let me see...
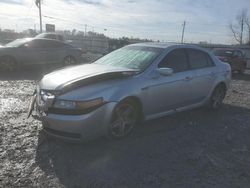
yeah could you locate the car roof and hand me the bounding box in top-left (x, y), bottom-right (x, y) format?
top-left (32, 38), bottom-right (65, 43)
top-left (129, 42), bottom-right (205, 50)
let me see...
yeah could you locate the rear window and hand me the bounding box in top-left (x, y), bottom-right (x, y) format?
top-left (188, 49), bottom-right (214, 69)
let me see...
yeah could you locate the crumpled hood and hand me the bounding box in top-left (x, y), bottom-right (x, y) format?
top-left (39, 63), bottom-right (137, 91)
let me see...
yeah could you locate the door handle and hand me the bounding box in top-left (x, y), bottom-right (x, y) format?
top-left (185, 76), bottom-right (193, 81)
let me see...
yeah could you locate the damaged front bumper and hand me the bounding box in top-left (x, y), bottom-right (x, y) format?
top-left (27, 89), bottom-right (116, 141)
top-left (27, 89), bottom-right (55, 119)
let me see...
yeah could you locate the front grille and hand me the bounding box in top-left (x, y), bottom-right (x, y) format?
top-left (48, 105), bottom-right (102, 115)
top-left (44, 127), bottom-right (81, 139)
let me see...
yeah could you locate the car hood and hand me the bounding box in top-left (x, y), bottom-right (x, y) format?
top-left (39, 63), bottom-right (138, 91)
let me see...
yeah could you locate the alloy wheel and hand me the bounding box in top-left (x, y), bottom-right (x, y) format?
top-left (110, 102), bottom-right (137, 138)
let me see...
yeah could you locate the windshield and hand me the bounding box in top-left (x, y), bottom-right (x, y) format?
top-left (94, 46), bottom-right (163, 71)
top-left (213, 50), bottom-right (233, 57)
top-left (5, 38), bottom-right (32, 47)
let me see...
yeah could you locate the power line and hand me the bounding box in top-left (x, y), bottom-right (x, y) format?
top-left (41, 2), bottom-right (231, 29)
top-left (43, 14), bottom-right (232, 39)
top-left (187, 21), bottom-right (229, 28)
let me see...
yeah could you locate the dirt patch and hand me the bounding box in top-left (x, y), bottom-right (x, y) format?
top-left (1, 70), bottom-right (250, 187)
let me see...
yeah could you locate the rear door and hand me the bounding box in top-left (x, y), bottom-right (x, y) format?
top-left (187, 49), bottom-right (216, 103)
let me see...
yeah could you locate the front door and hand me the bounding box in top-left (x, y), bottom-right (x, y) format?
top-left (18, 40), bottom-right (47, 65)
top-left (144, 49), bottom-right (194, 116)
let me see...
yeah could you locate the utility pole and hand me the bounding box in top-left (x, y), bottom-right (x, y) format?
top-left (35, 0), bottom-right (42, 33)
top-left (181, 21), bottom-right (186, 44)
top-left (85, 24), bottom-right (87, 36)
top-left (240, 17), bottom-right (244, 45)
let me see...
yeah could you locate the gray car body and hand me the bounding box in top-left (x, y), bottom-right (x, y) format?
top-left (0, 38), bottom-right (82, 66)
top-left (34, 43), bottom-right (231, 141)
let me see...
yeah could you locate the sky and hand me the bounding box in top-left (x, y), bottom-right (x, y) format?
top-left (0, 0), bottom-right (249, 44)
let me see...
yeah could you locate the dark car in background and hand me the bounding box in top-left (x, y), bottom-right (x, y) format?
top-left (0, 38), bottom-right (82, 71)
top-left (213, 48), bottom-right (247, 74)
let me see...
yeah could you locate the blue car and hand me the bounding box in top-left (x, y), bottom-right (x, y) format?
top-left (28, 43), bottom-right (231, 142)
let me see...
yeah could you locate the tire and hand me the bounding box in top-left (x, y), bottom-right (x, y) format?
top-left (107, 100), bottom-right (138, 139)
top-left (208, 85), bottom-right (226, 110)
top-left (63, 56), bottom-right (77, 66)
top-left (0, 56), bottom-right (17, 71)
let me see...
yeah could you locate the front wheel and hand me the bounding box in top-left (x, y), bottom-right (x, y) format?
top-left (107, 100), bottom-right (138, 139)
top-left (208, 85), bottom-right (226, 110)
top-left (63, 56), bottom-right (77, 66)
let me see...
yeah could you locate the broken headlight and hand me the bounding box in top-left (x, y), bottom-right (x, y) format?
top-left (51, 98), bottom-right (106, 115)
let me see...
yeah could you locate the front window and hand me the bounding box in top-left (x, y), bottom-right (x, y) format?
top-left (159, 49), bottom-right (189, 73)
top-left (94, 46), bottom-right (163, 72)
top-left (188, 49), bottom-right (214, 69)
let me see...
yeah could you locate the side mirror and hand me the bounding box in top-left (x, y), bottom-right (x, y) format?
top-left (156, 68), bottom-right (173, 76)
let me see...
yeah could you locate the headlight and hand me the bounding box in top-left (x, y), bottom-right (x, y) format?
top-left (53, 97), bottom-right (105, 111)
top-left (40, 90), bottom-right (55, 101)
top-left (53, 100), bottom-right (76, 109)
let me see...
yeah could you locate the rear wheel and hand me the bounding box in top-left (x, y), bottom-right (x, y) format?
top-left (108, 100), bottom-right (138, 139)
top-left (0, 56), bottom-right (17, 71)
top-left (63, 56), bottom-right (77, 66)
top-left (208, 85), bottom-right (226, 110)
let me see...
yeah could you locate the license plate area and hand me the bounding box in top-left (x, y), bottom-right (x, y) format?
top-left (27, 94), bottom-right (37, 118)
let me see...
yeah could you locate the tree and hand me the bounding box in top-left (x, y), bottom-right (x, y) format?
top-left (71, 29), bottom-right (77, 36)
top-left (245, 17), bottom-right (250, 45)
top-left (230, 9), bottom-right (249, 44)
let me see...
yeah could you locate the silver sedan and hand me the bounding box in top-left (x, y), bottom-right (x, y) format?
top-left (28, 43), bottom-right (231, 141)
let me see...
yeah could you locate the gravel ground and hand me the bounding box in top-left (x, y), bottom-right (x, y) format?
top-left (0, 69), bottom-right (250, 188)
